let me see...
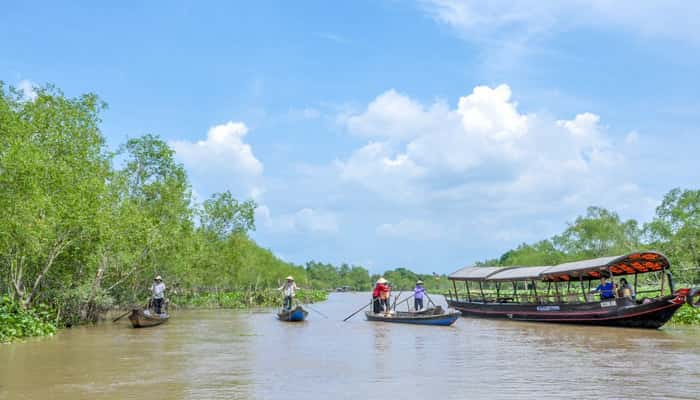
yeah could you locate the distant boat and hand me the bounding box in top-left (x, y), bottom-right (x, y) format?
top-left (446, 251), bottom-right (700, 329)
top-left (277, 305), bottom-right (308, 322)
top-left (128, 308), bottom-right (169, 328)
top-left (364, 306), bottom-right (460, 326)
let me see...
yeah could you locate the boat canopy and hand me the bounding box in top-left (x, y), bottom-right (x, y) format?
top-left (448, 266), bottom-right (510, 281)
top-left (540, 251), bottom-right (669, 282)
top-left (448, 251), bottom-right (670, 283)
top-left (487, 266), bottom-right (552, 281)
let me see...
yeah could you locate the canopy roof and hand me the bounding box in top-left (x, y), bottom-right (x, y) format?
top-left (448, 251), bottom-right (670, 283)
top-left (540, 251), bottom-right (669, 282)
top-left (448, 266), bottom-right (510, 281)
top-left (487, 266), bottom-right (552, 281)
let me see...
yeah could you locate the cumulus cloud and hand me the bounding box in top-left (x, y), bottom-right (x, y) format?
top-left (171, 121), bottom-right (263, 198)
top-left (337, 84), bottom-right (628, 214)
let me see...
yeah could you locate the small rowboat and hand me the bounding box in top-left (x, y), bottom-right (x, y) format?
top-left (128, 308), bottom-right (169, 328)
top-left (277, 305), bottom-right (308, 322)
top-left (365, 306), bottom-right (461, 326)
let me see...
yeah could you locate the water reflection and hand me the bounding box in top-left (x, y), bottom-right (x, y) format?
top-left (1, 293), bottom-right (699, 400)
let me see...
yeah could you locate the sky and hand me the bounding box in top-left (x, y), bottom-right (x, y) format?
top-left (2, 1), bottom-right (699, 273)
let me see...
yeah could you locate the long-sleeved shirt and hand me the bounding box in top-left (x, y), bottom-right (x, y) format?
top-left (414, 285), bottom-right (425, 300)
top-left (279, 282), bottom-right (298, 297)
top-left (151, 282), bottom-right (166, 299)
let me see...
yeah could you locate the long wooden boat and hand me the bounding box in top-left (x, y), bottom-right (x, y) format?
top-left (277, 305), bottom-right (308, 322)
top-left (446, 251), bottom-right (699, 329)
top-left (365, 306), bottom-right (461, 326)
top-left (128, 308), bottom-right (169, 328)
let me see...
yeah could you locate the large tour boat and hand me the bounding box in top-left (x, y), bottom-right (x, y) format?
top-left (446, 251), bottom-right (699, 329)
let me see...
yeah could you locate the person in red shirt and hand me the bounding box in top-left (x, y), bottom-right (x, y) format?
top-left (372, 277), bottom-right (390, 313)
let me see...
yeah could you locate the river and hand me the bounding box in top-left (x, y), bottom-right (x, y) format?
top-left (1, 293), bottom-right (699, 399)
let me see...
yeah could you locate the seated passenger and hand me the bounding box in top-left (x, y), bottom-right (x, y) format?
top-left (618, 278), bottom-right (636, 299)
top-left (591, 276), bottom-right (616, 300)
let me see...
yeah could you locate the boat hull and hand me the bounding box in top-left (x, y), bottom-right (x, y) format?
top-left (364, 309), bottom-right (461, 326)
top-left (447, 295), bottom-right (685, 329)
top-left (128, 308), bottom-right (169, 328)
top-left (277, 305), bottom-right (308, 322)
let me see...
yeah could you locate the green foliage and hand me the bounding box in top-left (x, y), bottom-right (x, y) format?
top-left (305, 261), bottom-right (372, 290)
top-left (670, 305), bottom-right (700, 325)
top-left (644, 188), bottom-right (700, 284)
top-left (0, 296), bottom-right (56, 342)
top-left (171, 289), bottom-right (327, 309)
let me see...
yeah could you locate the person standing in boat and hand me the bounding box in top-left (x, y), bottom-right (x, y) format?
top-left (372, 277), bottom-right (390, 313)
top-left (591, 275), bottom-right (616, 300)
top-left (414, 280), bottom-right (426, 310)
top-left (150, 276), bottom-right (166, 315)
top-left (279, 276), bottom-right (299, 310)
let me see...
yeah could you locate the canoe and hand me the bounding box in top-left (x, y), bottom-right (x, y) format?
top-left (128, 308), bottom-right (169, 328)
top-left (277, 305), bottom-right (308, 322)
top-left (365, 306), bottom-right (461, 326)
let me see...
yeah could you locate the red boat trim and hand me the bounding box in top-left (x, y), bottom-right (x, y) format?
top-left (456, 302), bottom-right (680, 322)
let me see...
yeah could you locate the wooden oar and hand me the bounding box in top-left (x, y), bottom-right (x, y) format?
top-left (392, 292), bottom-right (416, 310)
top-left (392, 291), bottom-right (403, 311)
top-left (343, 300), bottom-right (372, 322)
top-left (112, 310), bottom-right (131, 323)
top-left (303, 302), bottom-right (328, 319)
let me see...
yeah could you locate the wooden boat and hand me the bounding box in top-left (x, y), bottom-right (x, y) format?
top-left (446, 251), bottom-right (700, 329)
top-left (128, 308), bottom-right (169, 328)
top-left (276, 305), bottom-right (308, 322)
top-left (365, 306), bottom-right (461, 326)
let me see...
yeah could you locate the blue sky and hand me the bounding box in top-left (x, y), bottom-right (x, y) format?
top-left (3, 1), bottom-right (699, 273)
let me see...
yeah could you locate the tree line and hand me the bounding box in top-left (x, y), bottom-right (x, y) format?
top-left (480, 199), bottom-right (700, 285)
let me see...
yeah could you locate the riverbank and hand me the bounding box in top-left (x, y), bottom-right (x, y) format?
top-left (1, 289), bottom-right (328, 343)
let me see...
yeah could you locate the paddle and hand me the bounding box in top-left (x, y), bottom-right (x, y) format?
top-left (303, 303), bottom-right (329, 319)
top-left (392, 291), bottom-right (402, 311)
top-left (112, 310), bottom-right (131, 323)
top-left (113, 298), bottom-right (150, 322)
top-left (343, 300), bottom-right (372, 322)
top-left (393, 292), bottom-right (416, 310)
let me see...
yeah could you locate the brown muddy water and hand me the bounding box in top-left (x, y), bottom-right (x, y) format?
top-left (1, 293), bottom-right (699, 400)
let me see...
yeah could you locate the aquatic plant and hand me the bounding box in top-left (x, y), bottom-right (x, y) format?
top-left (0, 296), bottom-right (56, 343)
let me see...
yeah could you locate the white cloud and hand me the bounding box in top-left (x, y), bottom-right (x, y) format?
top-left (17, 79), bottom-right (38, 101)
top-left (337, 84), bottom-right (629, 218)
top-left (171, 121), bottom-right (263, 198)
top-left (257, 205), bottom-right (339, 234)
top-left (420, 1), bottom-right (700, 44)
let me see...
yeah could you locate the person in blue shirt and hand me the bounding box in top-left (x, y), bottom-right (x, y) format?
top-left (413, 280), bottom-right (426, 311)
top-left (591, 276), bottom-right (616, 299)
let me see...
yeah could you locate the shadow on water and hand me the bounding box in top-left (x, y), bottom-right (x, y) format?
top-left (1, 292), bottom-right (699, 400)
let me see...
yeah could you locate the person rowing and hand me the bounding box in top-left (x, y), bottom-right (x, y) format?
top-left (372, 277), bottom-right (390, 314)
top-left (414, 280), bottom-right (426, 311)
top-left (278, 276), bottom-right (299, 310)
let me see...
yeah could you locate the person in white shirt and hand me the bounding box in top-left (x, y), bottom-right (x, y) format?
top-left (278, 276), bottom-right (298, 310)
top-left (150, 276), bottom-right (166, 314)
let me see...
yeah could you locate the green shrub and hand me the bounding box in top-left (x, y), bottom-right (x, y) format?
top-left (670, 304), bottom-right (700, 325)
top-left (0, 296), bottom-right (56, 343)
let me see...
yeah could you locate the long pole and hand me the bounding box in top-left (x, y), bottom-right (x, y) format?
top-left (304, 303), bottom-right (329, 318)
top-left (343, 300), bottom-right (372, 322)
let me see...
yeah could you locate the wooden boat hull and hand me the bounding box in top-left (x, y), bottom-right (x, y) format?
top-left (364, 309), bottom-right (461, 326)
top-left (447, 294), bottom-right (685, 329)
top-left (128, 308), bottom-right (169, 328)
top-left (277, 305), bottom-right (308, 322)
